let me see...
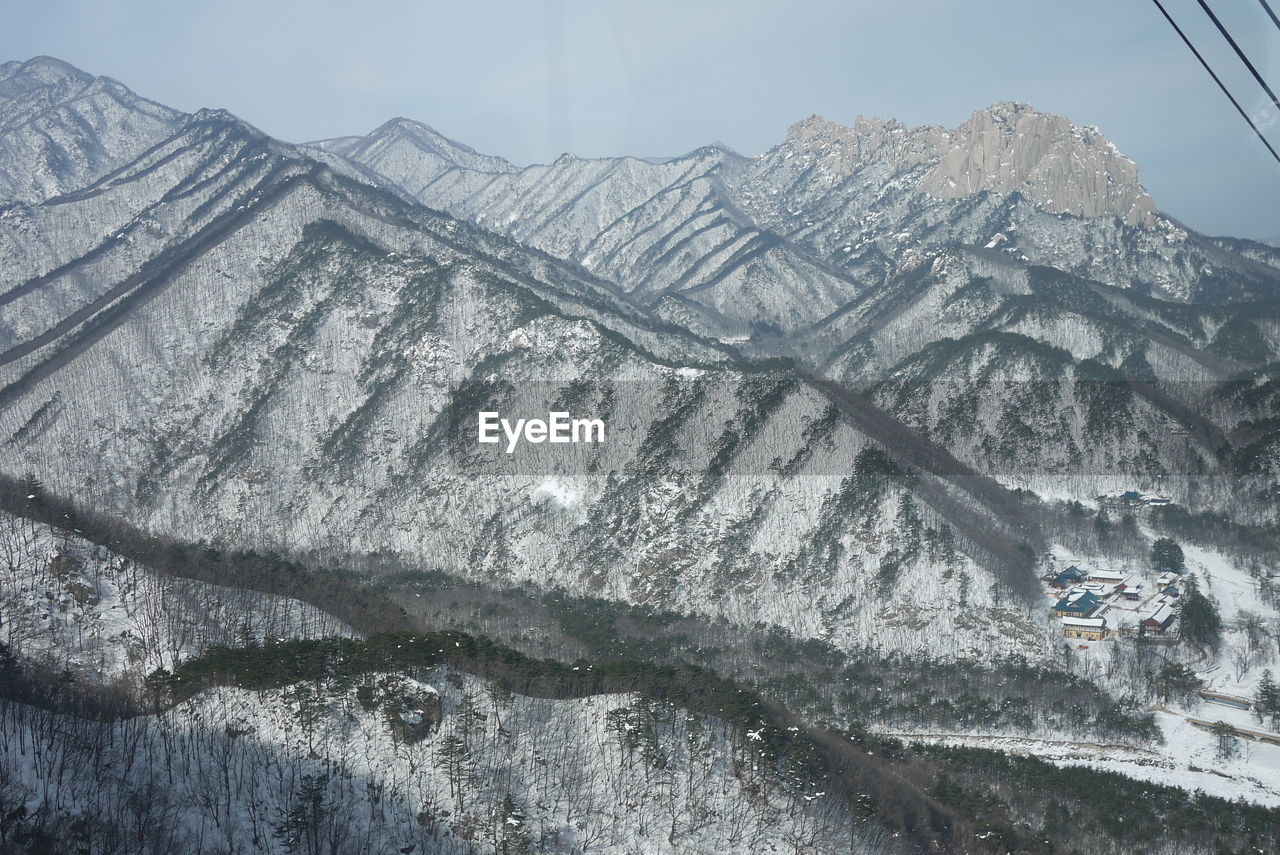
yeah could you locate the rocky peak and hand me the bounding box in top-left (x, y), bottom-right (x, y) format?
top-left (919, 102), bottom-right (1156, 226)
top-left (1, 57), bottom-right (181, 129)
top-left (189, 107), bottom-right (258, 129)
top-left (1, 57), bottom-right (97, 130)
top-left (674, 140), bottom-right (745, 165)
top-left (0, 57), bottom-right (185, 202)
top-left (781, 113), bottom-right (944, 178)
top-left (773, 103), bottom-right (1155, 226)
top-left (372, 116), bottom-right (445, 141)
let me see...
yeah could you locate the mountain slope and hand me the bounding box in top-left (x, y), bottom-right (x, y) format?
top-left (0, 56), bottom-right (184, 203)
top-left (4, 55), bottom-right (1280, 854)
top-left (311, 127), bottom-right (873, 344)
top-left (0, 516), bottom-right (902, 855)
top-left (802, 247), bottom-right (1280, 509)
top-left (0, 507), bottom-right (353, 683)
top-left (321, 101), bottom-right (1280, 356)
top-left (0, 103), bottom-right (1047, 661)
top-left (311, 117), bottom-right (518, 190)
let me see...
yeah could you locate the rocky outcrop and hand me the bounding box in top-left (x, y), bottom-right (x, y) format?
top-left (780, 102), bottom-right (1155, 226)
top-left (782, 113), bottom-right (945, 180)
top-left (920, 102), bottom-right (1156, 227)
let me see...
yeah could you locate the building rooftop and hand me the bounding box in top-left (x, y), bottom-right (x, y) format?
top-left (1054, 590), bottom-right (1102, 613)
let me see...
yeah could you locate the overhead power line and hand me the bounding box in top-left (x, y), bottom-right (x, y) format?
top-left (1259, 0), bottom-right (1280, 35)
top-left (1150, 0), bottom-right (1280, 167)
top-left (1197, 0), bottom-right (1280, 114)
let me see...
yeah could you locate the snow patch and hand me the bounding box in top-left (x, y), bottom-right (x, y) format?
top-left (531, 477), bottom-right (583, 508)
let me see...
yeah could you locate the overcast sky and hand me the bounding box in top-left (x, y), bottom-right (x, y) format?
top-left (4, 0), bottom-right (1279, 240)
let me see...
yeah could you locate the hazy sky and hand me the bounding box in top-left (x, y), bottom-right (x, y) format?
top-left (4, 0), bottom-right (1280, 240)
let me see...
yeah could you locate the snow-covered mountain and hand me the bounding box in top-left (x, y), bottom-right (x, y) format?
top-left (319, 120), bottom-right (871, 345)
top-left (0, 74), bottom-right (1047, 664)
top-left (311, 117), bottom-right (518, 192)
top-left (2, 55), bottom-right (1277, 665)
top-left (730, 105), bottom-right (1280, 307)
top-left (315, 104), bottom-right (1280, 513)
top-left (0, 56), bottom-right (184, 203)
top-left (2, 492), bottom-right (1277, 855)
top-left (322, 103), bottom-right (1280, 342)
top-left (4, 55), bottom-right (1280, 854)
top-left (0, 510), bottom-right (902, 854)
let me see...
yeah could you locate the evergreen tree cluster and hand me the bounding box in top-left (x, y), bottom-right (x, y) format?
top-left (1178, 575), bottom-right (1222, 649)
top-left (1149, 537), bottom-right (1185, 573)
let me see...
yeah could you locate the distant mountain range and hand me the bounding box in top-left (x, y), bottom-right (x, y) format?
top-left (5, 53), bottom-right (1280, 855)
top-left (1, 55), bottom-right (1277, 663)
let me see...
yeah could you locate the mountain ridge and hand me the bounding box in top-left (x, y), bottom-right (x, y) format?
top-left (1, 55), bottom-right (1276, 663)
top-left (0, 74), bottom-right (1051, 664)
top-left (2, 55), bottom-right (1280, 854)
top-left (0, 55), bottom-right (185, 202)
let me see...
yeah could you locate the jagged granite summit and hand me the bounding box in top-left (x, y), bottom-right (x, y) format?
top-left (785, 102), bottom-right (1156, 226)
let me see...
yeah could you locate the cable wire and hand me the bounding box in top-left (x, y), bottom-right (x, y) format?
top-left (1197, 0), bottom-right (1280, 113)
top-left (1259, 0), bottom-right (1280, 35)
top-left (1150, 0), bottom-right (1280, 166)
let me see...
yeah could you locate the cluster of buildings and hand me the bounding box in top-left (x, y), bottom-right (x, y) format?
top-left (1044, 562), bottom-right (1181, 642)
top-left (1096, 490), bottom-right (1173, 511)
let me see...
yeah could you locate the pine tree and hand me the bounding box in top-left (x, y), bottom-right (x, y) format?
top-left (1155, 662), bottom-right (1201, 704)
top-left (0, 641), bottom-right (23, 698)
top-left (1093, 510), bottom-right (1112, 543)
top-left (272, 773), bottom-right (332, 855)
top-left (894, 496), bottom-right (923, 559)
top-left (19, 473), bottom-right (43, 500)
top-left (1257, 670), bottom-right (1280, 729)
top-left (937, 523), bottom-right (957, 566)
top-left (1150, 538), bottom-right (1185, 573)
top-left (438, 734), bottom-right (472, 812)
top-left (457, 690), bottom-right (488, 750)
top-left (1178, 575), bottom-right (1222, 649)
top-left (1211, 720), bottom-right (1237, 760)
top-left (497, 794), bottom-right (533, 854)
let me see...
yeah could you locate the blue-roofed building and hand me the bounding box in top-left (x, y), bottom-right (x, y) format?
top-left (1050, 565), bottom-right (1089, 589)
top-left (1052, 590), bottom-right (1102, 618)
